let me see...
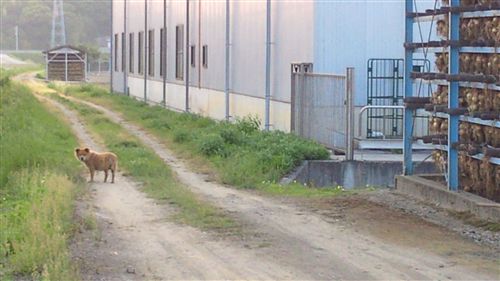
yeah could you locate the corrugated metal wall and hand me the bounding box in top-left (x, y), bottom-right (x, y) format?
top-left (313, 0), bottom-right (405, 106)
top-left (111, 0), bottom-right (436, 132)
top-left (313, 0), bottom-right (437, 106)
top-left (111, 0), bottom-right (314, 131)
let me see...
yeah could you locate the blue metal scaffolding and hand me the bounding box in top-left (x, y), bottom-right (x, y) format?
top-left (404, 0), bottom-right (500, 192)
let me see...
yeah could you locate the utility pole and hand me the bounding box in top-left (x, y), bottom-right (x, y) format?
top-left (51, 0), bottom-right (66, 47)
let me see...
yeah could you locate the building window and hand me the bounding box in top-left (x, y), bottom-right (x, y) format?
top-left (190, 45), bottom-right (196, 67)
top-left (148, 29), bottom-right (155, 76)
top-left (160, 28), bottom-right (166, 77)
top-left (114, 33), bottom-right (118, 71)
top-left (202, 45), bottom-right (208, 68)
top-left (129, 33), bottom-right (134, 73)
top-left (121, 32), bottom-right (126, 72)
top-left (175, 25), bottom-right (184, 80)
top-left (138, 31), bottom-right (144, 74)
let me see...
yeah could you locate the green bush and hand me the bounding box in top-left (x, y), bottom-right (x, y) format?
top-left (35, 72), bottom-right (45, 79)
top-left (47, 82), bottom-right (57, 90)
top-left (235, 115), bottom-right (260, 134)
top-left (197, 134), bottom-right (227, 157)
top-left (173, 129), bottom-right (191, 143)
top-left (148, 118), bottom-right (171, 130)
top-left (219, 126), bottom-right (243, 145)
top-left (0, 70), bottom-right (11, 87)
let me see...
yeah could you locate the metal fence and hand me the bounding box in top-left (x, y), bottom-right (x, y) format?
top-left (366, 58), bottom-right (431, 139)
top-left (291, 63), bottom-right (353, 157)
top-left (87, 59), bottom-right (110, 73)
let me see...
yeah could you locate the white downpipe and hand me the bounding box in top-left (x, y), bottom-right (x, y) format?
top-left (264, 0), bottom-right (271, 130)
top-left (225, 0), bottom-right (230, 120)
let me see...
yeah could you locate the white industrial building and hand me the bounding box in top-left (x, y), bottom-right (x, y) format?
top-left (111, 0), bottom-right (431, 140)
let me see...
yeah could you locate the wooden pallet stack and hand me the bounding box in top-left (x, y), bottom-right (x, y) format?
top-left (405, 0), bottom-right (500, 202)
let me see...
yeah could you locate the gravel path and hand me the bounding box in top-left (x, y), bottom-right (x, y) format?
top-left (16, 71), bottom-right (499, 280)
top-left (51, 91), bottom-right (500, 280)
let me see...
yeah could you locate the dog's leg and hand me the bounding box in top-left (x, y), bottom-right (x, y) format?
top-left (89, 168), bottom-right (95, 182)
top-left (110, 160), bottom-right (116, 183)
top-left (104, 170), bottom-right (108, 183)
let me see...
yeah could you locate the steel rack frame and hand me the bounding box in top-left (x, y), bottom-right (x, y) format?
top-left (404, 0), bottom-right (499, 191)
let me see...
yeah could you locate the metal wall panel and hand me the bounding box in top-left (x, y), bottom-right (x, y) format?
top-left (114, 0), bottom-right (314, 115)
top-left (313, 0), bottom-right (437, 107)
top-left (313, 0), bottom-right (403, 106)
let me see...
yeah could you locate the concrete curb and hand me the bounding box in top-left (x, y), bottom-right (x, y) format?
top-left (395, 175), bottom-right (500, 223)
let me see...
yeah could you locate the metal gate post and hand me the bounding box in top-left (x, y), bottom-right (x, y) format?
top-left (290, 66), bottom-right (296, 132)
top-left (299, 64), bottom-right (306, 136)
top-left (345, 67), bottom-right (355, 160)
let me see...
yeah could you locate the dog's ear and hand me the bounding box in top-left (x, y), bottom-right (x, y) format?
top-left (75, 148), bottom-right (80, 153)
top-left (84, 148), bottom-right (90, 152)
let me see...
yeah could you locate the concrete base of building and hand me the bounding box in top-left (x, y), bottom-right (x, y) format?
top-left (280, 160), bottom-right (436, 189)
top-left (395, 175), bottom-right (500, 223)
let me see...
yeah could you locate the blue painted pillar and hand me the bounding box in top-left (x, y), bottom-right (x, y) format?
top-left (403, 0), bottom-right (414, 175)
top-left (448, 0), bottom-right (460, 190)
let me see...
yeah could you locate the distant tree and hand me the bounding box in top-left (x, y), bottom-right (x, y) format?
top-left (18, 3), bottom-right (51, 49)
top-left (0, 0), bottom-right (110, 50)
top-left (77, 44), bottom-right (101, 61)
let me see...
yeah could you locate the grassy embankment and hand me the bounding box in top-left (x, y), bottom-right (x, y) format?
top-left (61, 84), bottom-right (346, 197)
top-left (0, 69), bottom-right (81, 280)
top-left (8, 52), bottom-right (45, 65)
top-left (50, 93), bottom-right (236, 231)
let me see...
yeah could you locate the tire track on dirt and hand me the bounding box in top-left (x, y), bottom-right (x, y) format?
top-left (60, 93), bottom-right (499, 280)
top-left (29, 93), bottom-right (310, 280)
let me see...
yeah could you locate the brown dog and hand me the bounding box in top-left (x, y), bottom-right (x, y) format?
top-left (75, 147), bottom-right (117, 183)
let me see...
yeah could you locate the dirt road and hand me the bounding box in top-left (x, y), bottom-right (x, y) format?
top-left (21, 74), bottom-right (499, 280)
top-left (0, 53), bottom-right (29, 67)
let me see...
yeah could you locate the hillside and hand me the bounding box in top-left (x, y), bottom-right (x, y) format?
top-left (0, 0), bottom-right (110, 50)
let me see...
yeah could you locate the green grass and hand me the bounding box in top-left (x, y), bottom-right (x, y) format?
top-left (0, 71), bottom-right (81, 280)
top-left (259, 183), bottom-right (347, 197)
top-left (35, 70), bottom-right (46, 80)
top-left (53, 94), bottom-right (236, 231)
top-left (62, 85), bottom-right (331, 191)
top-left (0, 66), bottom-right (41, 86)
top-left (8, 52), bottom-right (45, 65)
